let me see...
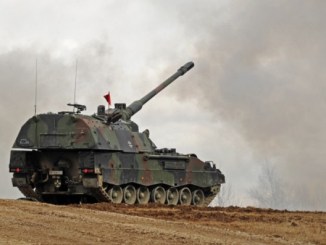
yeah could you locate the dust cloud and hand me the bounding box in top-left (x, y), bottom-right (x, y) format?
top-left (167, 1), bottom-right (326, 210)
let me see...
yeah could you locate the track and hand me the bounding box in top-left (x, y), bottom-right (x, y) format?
top-left (17, 185), bottom-right (42, 201)
top-left (91, 186), bottom-right (112, 202)
top-left (17, 183), bottom-right (218, 206)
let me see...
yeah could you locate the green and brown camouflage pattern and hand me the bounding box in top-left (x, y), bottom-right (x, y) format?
top-left (9, 62), bottom-right (225, 205)
top-left (12, 113), bottom-right (154, 152)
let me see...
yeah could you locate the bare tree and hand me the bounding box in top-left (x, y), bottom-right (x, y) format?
top-left (249, 162), bottom-right (288, 209)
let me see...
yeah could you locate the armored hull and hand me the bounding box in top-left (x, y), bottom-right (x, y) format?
top-left (9, 62), bottom-right (225, 205)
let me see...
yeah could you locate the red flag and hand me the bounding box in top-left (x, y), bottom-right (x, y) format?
top-left (104, 92), bottom-right (111, 105)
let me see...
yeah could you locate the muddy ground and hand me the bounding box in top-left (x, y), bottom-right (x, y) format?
top-left (0, 199), bottom-right (325, 244)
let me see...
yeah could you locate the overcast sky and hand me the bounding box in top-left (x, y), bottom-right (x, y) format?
top-left (0, 0), bottom-right (325, 210)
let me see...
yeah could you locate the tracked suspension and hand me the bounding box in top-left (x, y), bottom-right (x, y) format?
top-left (89, 183), bottom-right (220, 206)
top-left (18, 185), bottom-right (42, 201)
top-left (92, 186), bottom-right (112, 202)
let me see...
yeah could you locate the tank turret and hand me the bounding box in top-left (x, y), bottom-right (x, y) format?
top-left (107, 61), bottom-right (194, 123)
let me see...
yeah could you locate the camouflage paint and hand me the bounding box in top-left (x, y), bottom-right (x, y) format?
top-left (9, 62), bottom-right (225, 204)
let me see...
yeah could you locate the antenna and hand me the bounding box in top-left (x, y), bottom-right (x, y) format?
top-left (34, 59), bottom-right (38, 146)
top-left (34, 59), bottom-right (38, 115)
top-left (73, 59), bottom-right (78, 112)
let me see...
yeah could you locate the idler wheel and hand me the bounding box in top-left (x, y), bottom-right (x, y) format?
top-left (108, 186), bottom-right (123, 203)
top-left (123, 185), bottom-right (137, 204)
top-left (192, 189), bottom-right (205, 206)
top-left (179, 187), bottom-right (192, 205)
top-left (137, 186), bottom-right (150, 204)
top-left (151, 186), bottom-right (166, 204)
top-left (167, 187), bottom-right (179, 205)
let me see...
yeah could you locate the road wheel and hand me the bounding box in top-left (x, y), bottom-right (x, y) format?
top-left (167, 187), bottom-right (179, 205)
top-left (108, 185), bottom-right (123, 203)
top-left (137, 186), bottom-right (150, 204)
top-left (192, 189), bottom-right (205, 206)
top-left (151, 186), bottom-right (166, 204)
top-left (179, 187), bottom-right (192, 205)
top-left (123, 185), bottom-right (137, 204)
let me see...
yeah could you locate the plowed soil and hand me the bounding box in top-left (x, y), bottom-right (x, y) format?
top-left (0, 199), bottom-right (325, 244)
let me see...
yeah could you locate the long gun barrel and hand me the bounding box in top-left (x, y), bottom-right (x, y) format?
top-left (107, 62), bottom-right (194, 123)
top-left (125, 61), bottom-right (194, 119)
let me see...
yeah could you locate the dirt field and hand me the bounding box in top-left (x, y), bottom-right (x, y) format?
top-left (0, 199), bottom-right (325, 245)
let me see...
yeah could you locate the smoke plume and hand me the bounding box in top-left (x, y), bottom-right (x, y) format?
top-left (167, 0), bottom-right (326, 210)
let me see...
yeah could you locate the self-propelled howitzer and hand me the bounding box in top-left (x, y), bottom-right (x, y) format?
top-left (9, 62), bottom-right (225, 205)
